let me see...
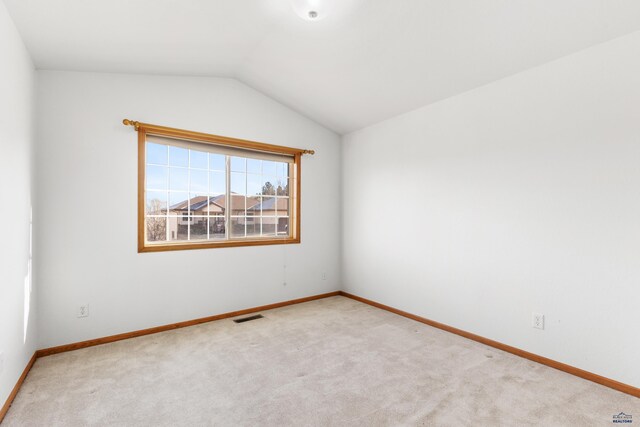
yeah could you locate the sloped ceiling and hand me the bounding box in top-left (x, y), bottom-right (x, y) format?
top-left (5, 0), bottom-right (640, 133)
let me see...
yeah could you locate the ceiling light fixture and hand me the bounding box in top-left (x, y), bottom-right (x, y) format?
top-left (291, 0), bottom-right (330, 21)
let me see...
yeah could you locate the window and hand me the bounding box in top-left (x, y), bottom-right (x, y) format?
top-left (130, 120), bottom-right (308, 252)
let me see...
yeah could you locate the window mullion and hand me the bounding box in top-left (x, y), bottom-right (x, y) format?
top-left (225, 155), bottom-right (231, 241)
top-left (207, 154), bottom-right (210, 240)
top-left (187, 150), bottom-right (191, 241)
top-left (289, 163), bottom-right (293, 239)
top-left (166, 146), bottom-right (170, 241)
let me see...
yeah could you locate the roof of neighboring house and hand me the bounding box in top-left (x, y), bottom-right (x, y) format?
top-left (169, 196), bottom-right (209, 211)
top-left (212, 194), bottom-right (260, 210)
top-left (169, 194), bottom-right (259, 212)
top-left (189, 196), bottom-right (218, 211)
top-left (248, 197), bottom-right (289, 212)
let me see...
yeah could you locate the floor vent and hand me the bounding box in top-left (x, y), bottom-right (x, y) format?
top-left (233, 314), bottom-right (264, 323)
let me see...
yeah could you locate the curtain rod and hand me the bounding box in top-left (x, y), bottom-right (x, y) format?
top-left (122, 119), bottom-right (315, 155)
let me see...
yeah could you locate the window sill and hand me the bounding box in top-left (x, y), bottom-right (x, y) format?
top-left (138, 237), bottom-right (300, 253)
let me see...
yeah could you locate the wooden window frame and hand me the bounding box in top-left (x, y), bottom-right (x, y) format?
top-left (134, 122), bottom-right (305, 253)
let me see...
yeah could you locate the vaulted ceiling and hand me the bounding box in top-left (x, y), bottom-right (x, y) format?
top-left (5, 0), bottom-right (640, 133)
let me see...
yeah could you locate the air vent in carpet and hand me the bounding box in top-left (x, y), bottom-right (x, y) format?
top-left (233, 314), bottom-right (264, 323)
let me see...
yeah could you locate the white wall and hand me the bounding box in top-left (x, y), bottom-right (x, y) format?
top-left (36, 71), bottom-right (341, 349)
top-left (342, 32), bottom-right (640, 387)
top-left (0, 1), bottom-right (37, 407)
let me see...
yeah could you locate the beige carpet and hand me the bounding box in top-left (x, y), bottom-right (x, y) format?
top-left (4, 296), bottom-right (639, 426)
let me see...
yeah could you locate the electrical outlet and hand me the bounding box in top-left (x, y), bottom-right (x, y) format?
top-left (0, 351), bottom-right (4, 375)
top-left (532, 312), bottom-right (544, 330)
top-left (78, 304), bottom-right (89, 318)
top-left (321, 272), bottom-right (327, 281)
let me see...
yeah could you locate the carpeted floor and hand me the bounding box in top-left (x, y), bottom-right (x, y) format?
top-left (4, 296), bottom-right (639, 426)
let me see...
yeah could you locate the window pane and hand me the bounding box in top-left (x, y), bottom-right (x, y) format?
top-left (210, 153), bottom-right (225, 171)
top-left (277, 217), bottom-right (289, 236)
top-left (247, 196), bottom-right (261, 217)
top-left (261, 217), bottom-right (276, 236)
top-left (190, 217), bottom-right (208, 240)
top-left (247, 174), bottom-right (261, 196)
top-left (169, 192), bottom-right (189, 210)
top-left (170, 168), bottom-right (189, 191)
top-left (205, 198), bottom-right (224, 216)
top-left (247, 196), bottom-right (260, 213)
top-left (147, 143), bottom-right (168, 165)
top-left (146, 191), bottom-right (167, 215)
top-left (146, 165), bottom-right (168, 190)
top-left (230, 194), bottom-right (246, 216)
top-left (260, 197), bottom-right (275, 216)
top-left (188, 193), bottom-right (209, 215)
top-left (169, 146), bottom-right (188, 167)
top-left (190, 150), bottom-right (208, 169)
top-left (276, 162), bottom-right (288, 178)
top-left (259, 178), bottom-right (277, 196)
top-left (247, 158), bottom-right (261, 174)
top-left (276, 197), bottom-right (290, 216)
top-left (262, 161), bottom-right (277, 176)
top-left (246, 215), bottom-right (260, 237)
top-left (230, 217), bottom-right (245, 238)
top-left (168, 216), bottom-right (188, 241)
top-left (231, 156), bottom-right (245, 172)
top-left (209, 171), bottom-right (225, 195)
top-left (146, 216), bottom-right (167, 242)
top-left (231, 172), bottom-right (246, 195)
top-left (276, 178), bottom-right (289, 196)
top-left (209, 216), bottom-right (225, 239)
top-left (190, 169), bottom-right (208, 193)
